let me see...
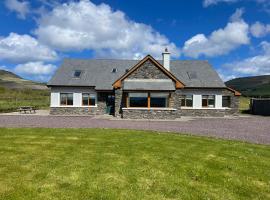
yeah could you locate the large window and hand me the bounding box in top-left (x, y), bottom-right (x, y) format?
top-left (181, 95), bottom-right (193, 107)
top-left (129, 93), bottom-right (148, 107)
top-left (202, 95), bottom-right (215, 108)
top-left (222, 96), bottom-right (231, 108)
top-left (82, 93), bottom-right (96, 106)
top-left (60, 93), bottom-right (73, 106)
top-left (150, 93), bottom-right (169, 107)
top-left (128, 92), bottom-right (169, 108)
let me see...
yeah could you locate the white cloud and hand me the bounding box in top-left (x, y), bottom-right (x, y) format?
top-left (5, 0), bottom-right (30, 19)
top-left (203, 0), bottom-right (269, 7)
top-left (0, 32), bottom-right (58, 63)
top-left (34, 0), bottom-right (179, 59)
top-left (203, 0), bottom-right (239, 7)
top-left (221, 41), bottom-right (270, 79)
top-left (14, 61), bottom-right (56, 76)
top-left (0, 65), bottom-right (8, 70)
top-left (182, 9), bottom-right (249, 58)
top-left (250, 22), bottom-right (270, 38)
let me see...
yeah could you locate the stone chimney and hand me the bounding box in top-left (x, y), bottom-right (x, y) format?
top-left (162, 48), bottom-right (170, 71)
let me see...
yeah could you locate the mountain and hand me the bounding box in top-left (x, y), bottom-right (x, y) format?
top-left (0, 70), bottom-right (48, 90)
top-left (225, 75), bottom-right (270, 97)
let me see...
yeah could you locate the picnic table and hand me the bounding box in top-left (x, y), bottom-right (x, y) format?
top-left (18, 106), bottom-right (37, 114)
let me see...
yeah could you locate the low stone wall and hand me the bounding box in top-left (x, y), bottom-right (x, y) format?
top-left (180, 109), bottom-right (225, 117)
top-left (50, 107), bottom-right (97, 115)
top-left (122, 109), bottom-right (178, 119)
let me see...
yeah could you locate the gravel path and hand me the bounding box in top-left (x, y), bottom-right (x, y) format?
top-left (0, 115), bottom-right (269, 144)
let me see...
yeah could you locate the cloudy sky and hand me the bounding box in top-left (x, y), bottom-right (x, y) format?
top-left (0, 0), bottom-right (270, 82)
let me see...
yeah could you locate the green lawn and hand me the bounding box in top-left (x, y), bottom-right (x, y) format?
top-left (0, 128), bottom-right (269, 200)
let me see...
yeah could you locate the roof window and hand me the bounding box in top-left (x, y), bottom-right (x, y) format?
top-left (73, 70), bottom-right (82, 78)
top-left (111, 68), bottom-right (117, 73)
top-left (187, 71), bottom-right (197, 80)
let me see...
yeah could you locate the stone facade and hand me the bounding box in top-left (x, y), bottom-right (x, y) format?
top-left (114, 89), bottom-right (123, 117)
top-left (50, 107), bottom-right (97, 115)
top-left (180, 109), bottom-right (225, 117)
top-left (115, 89), bottom-right (239, 119)
top-left (50, 92), bottom-right (108, 115)
top-left (222, 89), bottom-right (239, 115)
top-left (122, 109), bottom-right (178, 119)
top-left (127, 60), bottom-right (170, 79)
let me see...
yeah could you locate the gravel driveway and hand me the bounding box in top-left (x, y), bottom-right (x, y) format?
top-left (0, 115), bottom-right (269, 145)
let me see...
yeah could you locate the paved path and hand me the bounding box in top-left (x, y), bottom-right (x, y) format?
top-left (0, 115), bottom-right (269, 145)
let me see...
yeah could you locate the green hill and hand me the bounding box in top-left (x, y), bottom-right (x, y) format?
top-left (225, 75), bottom-right (270, 97)
top-left (0, 70), bottom-right (48, 90)
top-left (0, 70), bottom-right (49, 113)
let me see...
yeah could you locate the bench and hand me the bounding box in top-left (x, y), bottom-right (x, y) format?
top-left (18, 106), bottom-right (37, 114)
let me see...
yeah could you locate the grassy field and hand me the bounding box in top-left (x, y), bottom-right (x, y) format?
top-left (239, 97), bottom-right (250, 112)
top-left (0, 128), bottom-right (269, 200)
top-left (0, 87), bottom-right (49, 113)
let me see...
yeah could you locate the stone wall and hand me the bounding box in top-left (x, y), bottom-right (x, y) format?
top-left (50, 107), bottom-right (97, 115)
top-left (127, 60), bottom-right (169, 79)
top-left (180, 109), bottom-right (225, 117)
top-left (122, 109), bottom-right (178, 119)
top-left (114, 89), bottom-right (123, 117)
top-left (222, 89), bottom-right (239, 115)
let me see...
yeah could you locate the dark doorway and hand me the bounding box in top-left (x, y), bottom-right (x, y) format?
top-left (106, 94), bottom-right (115, 115)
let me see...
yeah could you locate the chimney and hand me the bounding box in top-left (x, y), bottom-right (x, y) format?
top-left (162, 48), bottom-right (170, 71)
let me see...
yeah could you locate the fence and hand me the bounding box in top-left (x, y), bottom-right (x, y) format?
top-left (250, 98), bottom-right (270, 116)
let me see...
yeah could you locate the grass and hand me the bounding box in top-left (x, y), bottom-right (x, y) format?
top-left (239, 97), bottom-right (250, 113)
top-left (0, 87), bottom-right (49, 113)
top-left (0, 128), bottom-right (269, 200)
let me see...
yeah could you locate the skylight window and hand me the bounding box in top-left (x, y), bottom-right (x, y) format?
top-left (111, 68), bottom-right (117, 73)
top-left (73, 70), bottom-right (82, 78)
top-left (187, 71), bottom-right (197, 80)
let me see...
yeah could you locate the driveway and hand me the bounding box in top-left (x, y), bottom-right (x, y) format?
top-left (0, 114), bottom-right (269, 145)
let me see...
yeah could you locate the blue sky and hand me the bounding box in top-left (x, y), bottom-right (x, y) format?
top-left (0, 0), bottom-right (270, 82)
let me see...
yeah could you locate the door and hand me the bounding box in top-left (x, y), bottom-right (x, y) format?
top-left (106, 94), bottom-right (115, 115)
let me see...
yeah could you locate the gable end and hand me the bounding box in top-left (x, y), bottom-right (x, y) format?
top-left (112, 55), bottom-right (185, 89)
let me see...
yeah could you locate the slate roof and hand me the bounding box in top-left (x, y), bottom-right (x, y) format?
top-left (47, 59), bottom-right (225, 90)
top-left (123, 79), bottom-right (175, 91)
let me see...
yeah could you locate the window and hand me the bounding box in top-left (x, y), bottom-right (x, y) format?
top-left (222, 96), bottom-right (231, 108)
top-left (150, 93), bottom-right (169, 107)
top-left (111, 68), bottom-right (117, 73)
top-left (129, 93), bottom-right (148, 107)
top-left (73, 70), bottom-right (82, 78)
top-left (128, 92), bottom-right (170, 108)
top-left (202, 95), bottom-right (215, 108)
top-left (181, 95), bottom-right (193, 107)
top-left (60, 93), bottom-right (73, 106)
top-left (82, 93), bottom-right (96, 106)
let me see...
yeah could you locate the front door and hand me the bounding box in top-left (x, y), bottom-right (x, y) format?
top-left (106, 94), bottom-right (115, 115)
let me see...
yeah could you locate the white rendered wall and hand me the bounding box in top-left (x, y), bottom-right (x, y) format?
top-left (50, 87), bottom-right (96, 107)
top-left (180, 89), bottom-right (224, 109)
top-left (162, 53), bottom-right (170, 71)
top-left (50, 92), bottom-right (59, 107)
top-left (215, 95), bottom-right (223, 108)
top-left (193, 95), bottom-right (202, 108)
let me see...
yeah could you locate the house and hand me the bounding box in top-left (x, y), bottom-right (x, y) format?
top-left (47, 49), bottom-right (241, 119)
